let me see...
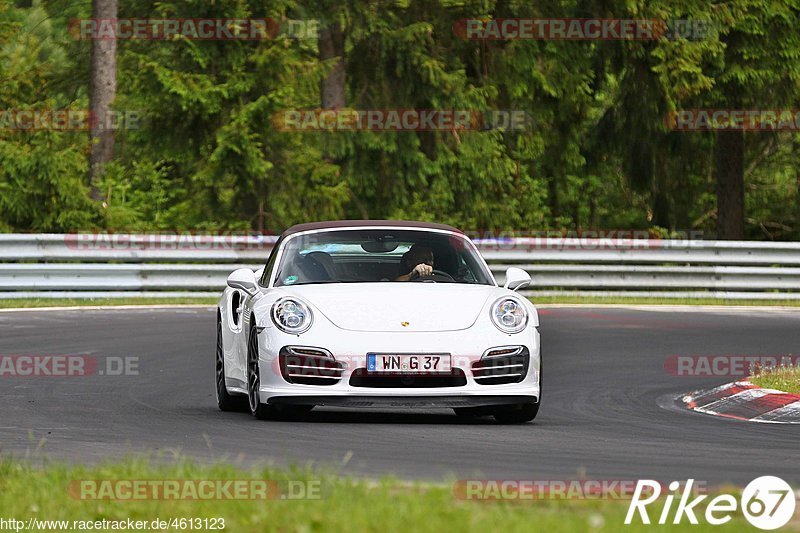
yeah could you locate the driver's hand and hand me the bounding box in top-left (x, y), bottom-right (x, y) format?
top-left (412, 263), bottom-right (433, 277)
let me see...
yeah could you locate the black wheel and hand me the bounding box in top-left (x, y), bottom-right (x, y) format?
top-left (493, 401), bottom-right (540, 424)
top-left (216, 315), bottom-right (247, 412)
top-left (247, 323), bottom-right (275, 420)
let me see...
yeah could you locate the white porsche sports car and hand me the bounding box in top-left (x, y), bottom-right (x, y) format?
top-left (216, 220), bottom-right (541, 423)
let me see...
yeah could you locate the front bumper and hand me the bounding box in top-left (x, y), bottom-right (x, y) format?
top-left (255, 322), bottom-right (541, 406)
top-left (268, 395), bottom-right (538, 408)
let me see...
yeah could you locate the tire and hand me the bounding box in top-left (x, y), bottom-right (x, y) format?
top-left (216, 315), bottom-right (247, 412)
top-left (247, 323), bottom-right (276, 420)
top-left (492, 401), bottom-right (540, 424)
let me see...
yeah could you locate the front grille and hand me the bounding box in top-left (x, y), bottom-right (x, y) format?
top-left (349, 368), bottom-right (467, 388)
top-left (472, 346), bottom-right (529, 385)
top-left (279, 346), bottom-right (344, 386)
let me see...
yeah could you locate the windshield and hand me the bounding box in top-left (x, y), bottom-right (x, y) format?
top-left (272, 229), bottom-right (494, 287)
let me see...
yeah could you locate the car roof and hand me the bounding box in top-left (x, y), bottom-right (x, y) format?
top-left (280, 220), bottom-right (464, 238)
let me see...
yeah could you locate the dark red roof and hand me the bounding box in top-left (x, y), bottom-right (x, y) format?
top-left (281, 220), bottom-right (464, 238)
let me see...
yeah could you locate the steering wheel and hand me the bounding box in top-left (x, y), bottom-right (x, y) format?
top-left (411, 269), bottom-right (455, 282)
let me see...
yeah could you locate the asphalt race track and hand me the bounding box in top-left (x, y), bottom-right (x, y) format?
top-left (2, 306), bottom-right (799, 485)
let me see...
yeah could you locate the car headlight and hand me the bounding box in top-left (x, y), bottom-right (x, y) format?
top-left (490, 297), bottom-right (528, 333)
top-left (271, 298), bottom-right (313, 334)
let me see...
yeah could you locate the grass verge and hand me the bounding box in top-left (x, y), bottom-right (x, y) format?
top-left (750, 366), bottom-right (800, 394)
top-left (0, 298), bottom-right (217, 309)
top-left (0, 457), bottom-right (764, 532)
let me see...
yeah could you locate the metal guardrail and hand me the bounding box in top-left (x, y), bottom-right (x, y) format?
top-left (0, 234), bottom-right (276, 263)
top-left (1, 234), bottom-right (800, 299)
top-left (5, 233), bottom-right (800, 264)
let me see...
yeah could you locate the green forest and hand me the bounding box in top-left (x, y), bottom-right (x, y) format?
top-left (0, 0), bottom-right (799, 239)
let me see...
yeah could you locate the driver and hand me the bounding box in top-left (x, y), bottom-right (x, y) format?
top-left (396, 244), bottom-right (434, 281)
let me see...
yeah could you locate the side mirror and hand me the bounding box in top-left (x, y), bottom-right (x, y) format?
top-left (503, 267), bottom-right (531, 291)
top-left (227, 268), bottom-right (258, 295)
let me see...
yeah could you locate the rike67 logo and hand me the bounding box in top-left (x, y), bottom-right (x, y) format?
top-left (625, 477), bottom-right (796, 530)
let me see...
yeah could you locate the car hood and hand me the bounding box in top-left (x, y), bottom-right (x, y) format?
top-left (279, 283), bottom-right (500, 332)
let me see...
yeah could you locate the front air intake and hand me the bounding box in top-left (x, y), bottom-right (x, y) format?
top-left (279, 346), bottom-right (344, 386)
top-left (349, 368), bottom-right (467, 388)
top-left (471, 346), bottom-right (529, 385)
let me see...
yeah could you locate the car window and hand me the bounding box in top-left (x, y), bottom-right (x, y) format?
top-left (272, 229), bottom-right (493, 286)
top-left (259, 239), bottom-right (281, 286)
